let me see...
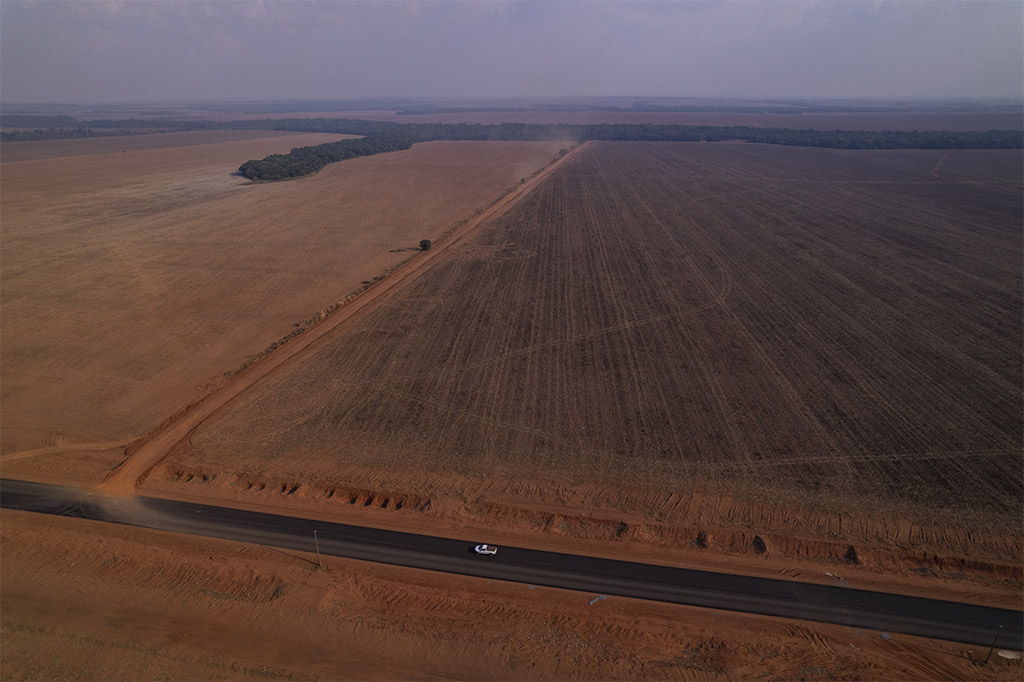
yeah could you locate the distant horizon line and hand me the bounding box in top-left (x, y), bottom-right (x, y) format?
top-left (2, 95), bottom-right (1022, 108)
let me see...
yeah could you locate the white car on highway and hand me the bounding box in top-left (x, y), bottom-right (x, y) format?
top-left (473, 544), bottom-right (498, 556)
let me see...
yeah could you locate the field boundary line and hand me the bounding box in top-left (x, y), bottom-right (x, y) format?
top-left (95, 141), bottom-right (592, 496)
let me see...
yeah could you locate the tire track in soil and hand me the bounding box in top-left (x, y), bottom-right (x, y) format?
top-left (618, 163), bottom-right (845, 471)
top-left (686, 447), bottom-right (1019, 473)
top-left (96, 142), bottom-right (593, 496)
top-left (679, 159), bottom-right (1015, 475)
top-left (0, 439), bottom-right (130, 464)
top-left (615, 162), bottom-right (748, 465)
top-left (734, 178), bottom-right (1018, 454)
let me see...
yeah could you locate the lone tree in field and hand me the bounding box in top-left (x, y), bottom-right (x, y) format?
top-left (419, 239), bottom-right (432, 251)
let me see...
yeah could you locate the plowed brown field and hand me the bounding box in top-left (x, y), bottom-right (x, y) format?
top-left (161, 142), bottom-right (1022, 576)
top-left (0, 135), bottom-right (567, 456)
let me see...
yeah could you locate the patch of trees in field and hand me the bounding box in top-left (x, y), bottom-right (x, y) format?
top-left (237, 135), bottom-right (413, 181)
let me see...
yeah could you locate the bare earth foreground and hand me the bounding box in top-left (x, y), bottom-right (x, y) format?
top-left (3, 511), bottom-right (1021, 681)
top-left (1, 133), bottom-right (567, 459)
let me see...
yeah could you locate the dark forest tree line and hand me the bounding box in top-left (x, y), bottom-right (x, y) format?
top-left (237, 135), bottom-right (413, 181)
top-left (3, 113), bottom-right (1019, 179)
top-left (0, 127), bottom-right (140, 142)
top-left (236, 119), bottom-right (1022, 180)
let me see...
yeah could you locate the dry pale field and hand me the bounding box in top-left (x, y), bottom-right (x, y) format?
top-left (0, 134), bottom-right (567, 456)
top-left (4, 510), bottom-right (1020, 681)
top-left (158, 142), bottom-right (1022, 584)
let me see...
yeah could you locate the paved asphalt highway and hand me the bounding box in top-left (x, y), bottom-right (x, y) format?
top-left (2, 477), bottom-right (1021, 651)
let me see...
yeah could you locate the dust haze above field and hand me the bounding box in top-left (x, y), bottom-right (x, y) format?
top-left (1, 0), bottom-right (1021, 104)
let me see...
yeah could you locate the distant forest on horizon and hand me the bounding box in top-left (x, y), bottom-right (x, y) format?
top-left (2, 112), bottom-right (1021, 181)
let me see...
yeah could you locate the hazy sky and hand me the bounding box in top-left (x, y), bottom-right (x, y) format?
top-left (1, 0), bottom-right (1021, 103)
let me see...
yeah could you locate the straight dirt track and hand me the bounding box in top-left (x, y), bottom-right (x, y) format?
top-left (98, 142), bottom-right (591, 495)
